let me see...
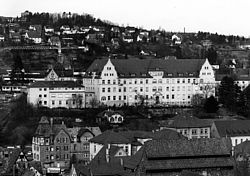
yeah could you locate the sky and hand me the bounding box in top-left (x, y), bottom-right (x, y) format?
top-left (1, 0), bottom-right (250, 37)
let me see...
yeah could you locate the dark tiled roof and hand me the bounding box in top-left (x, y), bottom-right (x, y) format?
top-left (145, 138), bottom-right (232, 159)
top-left (144, 157), bottom-right (234, 170)
top-left (89, 130), bottom-right (131, 144)
top-left (27, 31), bottom-right (41, 38)
top-left (167, 115), bottom-right (212, 128)
top-left (28, 81), bottom-right (84, 88)
top-left (213, 120), bottom-right (250, 137)
top-left (29, 161), bottom-right (43, 174)
top-left (89, 144), bottom-right (131, 176)
top-left (73, 164), bottom-right (90, 176)
top-left (152, 129), bottom-right (186, 140)
top-left (77, 128), bottom-right (95, 139)
top-left (86, 58), bottom-right (205, 78)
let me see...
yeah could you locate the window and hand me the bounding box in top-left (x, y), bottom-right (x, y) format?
top-left (146, 87), bottom-right (149, 92)
top-left (177, 79), bottom-right (180, 83)
top-left (101, 96), bottom-right (106, 101)
top-left (140, 79), bottom-right (143, 84)
top-left (113, 80), bottom-right (116, 84)
top-left (134, 79), bottom-right (137, 84)
top-left (166, 94), bottom-right (169, 99)
top-left (108, 88), bottom-right (111, 92)
top-left (123, 80), bottom-right (126, 84)
top-left (39, 94), bottom-right (42, 97)
top-left (172, 95), bottom-right (175, 99)
top-left (123, 87), bottom-right (126, 92)
top-left (171, 87), bottom-right (175, 91)
top-left (158, 79), bottom-right (162, 84)
top-left (102, 80), bottom-right (105, 84)
top-left (153, 79), bottom-right (157, 84)
top-left (119, 88), bottom-right (121, 92)
top-left (146, 79), bottom-right (148, 84)
top-left (44, 88), bottom-right (47, 91)
top-left (59, 100), bottom-right (62, 105)
top-left (102, 88), bottom-right (105, 92)
top-left (44, 94), bottom-right (47, 97)
top-left (166, 87), bottom-right (169, 91)
top-left (192, 129), bottom-right (197, 135)
top-left (52, 100), bottom-right (55, 105)
top-left (113, 96), bottom-right (116, 100)
top-left (108, 80), bottom-right (110, 84)
top-left (39, 88), bottom-right (42, 91)
top-left (188, 79), bottom-right (190, 83)
top-left (177, 86), bottom-right (180, 91)
top-left (158, 86), bottom-right (162, 91)
top-left (44, 101), bottom-right (47, 105)
top-left (152, 86), bottom-right (157, 92)
top-left (108, 96), bottom-right (110, 100)
top-left (119, 96), bottom-right (121, 100)
top-left (140, 87), bottom-right (143, 92)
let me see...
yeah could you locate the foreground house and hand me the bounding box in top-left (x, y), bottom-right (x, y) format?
top-left (32, 117), bottom-right (71, 170)
top-left (83, 57), bottom-right (216, 106)
top-left (27, 81), bottom-right (85, 108)
top-left (136, 138), bottom-right (234, 176)
top-left (211, 120), bottom-right (250, 147)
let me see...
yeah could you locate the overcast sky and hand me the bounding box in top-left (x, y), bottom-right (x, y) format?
top-left (1, 0), bottom-right (250, 37)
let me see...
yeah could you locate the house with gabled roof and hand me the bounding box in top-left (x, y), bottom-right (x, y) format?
top-left (135, 138), bottom-right (234, 176)
top-left (211, 120), bottom-right (250, 147)
top-left (160, 115), bottom-right (212, 139)
top-left (32, 116), bottom-right (72, 170)
top-left (83, 57), bottom-right (216, 106)
top-left (25, 31), bottom-right (42, 44)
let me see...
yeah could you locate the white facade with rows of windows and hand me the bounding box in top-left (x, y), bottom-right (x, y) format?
top-left (83, 58), bottom-right (216, 106)
top-left (27, 81), bottom-right (85, 108)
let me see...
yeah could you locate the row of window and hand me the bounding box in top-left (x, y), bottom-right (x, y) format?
top-left (179, 128), bottom-right (209, 136)
top-left (39, 87), bottom-right (82, 91)
top-left (45, 154), bottom-right (70, 160)
top-left (101, 94), bottom-right (192, 101)
top-left (102, 86), bottom-right (193, 93)
top-left (101, 78), bottom-right (198, 85)
top-left (39, 100), bottom-right (80, 106)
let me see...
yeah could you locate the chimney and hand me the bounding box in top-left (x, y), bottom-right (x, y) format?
top-left (106, 144), bottom-right (110, 163)
top-left (50, 118), bottom-right (53, 128)
top-left (120, 158), bottom-right (123, 166)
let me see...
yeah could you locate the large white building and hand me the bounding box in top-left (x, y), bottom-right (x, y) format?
top-left (27, 81), bottom-right (85, 108)
top-left (83, 57), bottom-right (216, 106)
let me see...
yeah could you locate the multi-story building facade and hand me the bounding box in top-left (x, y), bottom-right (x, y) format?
top-left (32, 116), bottom-right (71, 169)
top-left (83, 57), bottom-right (216, 106)
top-left (68, 127), bottom-right (101, 165)
top-left (27, 81), bottom-right (85, 108)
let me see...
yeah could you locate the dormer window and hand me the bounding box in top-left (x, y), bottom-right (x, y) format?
top-left (189, 73), bottom-right (194, 76)
top-left (107, 67), bottom-right (111, 70)
top-left (142, 73), bottom-right (146, 76)
top-left (168, 73), bottom-right (173, 76)
top-left (131, 73), bottom-right (135, 76)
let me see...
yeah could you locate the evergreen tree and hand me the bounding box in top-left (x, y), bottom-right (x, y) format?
top-left (204, 96), bottom-right (219, 113)
top-left (218, 76), bottom-right (241, 111)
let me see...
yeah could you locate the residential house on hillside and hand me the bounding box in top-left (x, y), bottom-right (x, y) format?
top-left (211, 120), bottom-right (250, 147)
top-left (25, 31), bottom-right (42, 44)
top-left (97, 109), bottom-right (125, 124)
top-left (32, 116), bottom-right (71, 171)
top-left (160, 115), bottom-right (212, 139)
top-left (27, 81), bottom-right (85, 108)
top-left (48, 36), bottom-right (61, 46)
top-left (172, 34), bottom-right (182, 45)
top-left (45, 67), bottom-right (74, 81)
top-left (69, 127), bottom-right (101, 164)
top-left (135, 138), bottom-right (234, 176)
top-left (9, 32), bottom-right (21, 43)
top-left (60, 25), bottom-right (70, 31)
top-left (44, 26), bottom-right (55, 34)
top-left (0, 34), bottom-right (4, 41)
top-left (29, 25), bottom-right (42, 33)
top-left (83, 57), bottom-right (216, 106)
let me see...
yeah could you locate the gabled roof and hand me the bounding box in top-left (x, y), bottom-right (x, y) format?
top-left (86, 58), bottom-right (205, 78)
top-left (89, 144), bottom-right (131, 176)
top-left (28, 81), bottom-right (84, 88)
top-left (234, 141), bottom-right (250, 158)
top-left (167, 115), bottom-right (212, 128)
top-left (145, 138), bottom-right (232, 159)
top-left (73, 164), bottom-right (90, 176)
top-left (152, 129), bottom-right (186, 140)
top-left (213, 120), bottom-right (250, 137)
top-left (27, 31), bottom-right (41, 39)
top-left (89, 130), bottom-right (131, 144)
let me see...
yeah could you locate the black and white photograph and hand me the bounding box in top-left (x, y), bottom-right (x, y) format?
top-left (0, 0), bottom-right (250, 175)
